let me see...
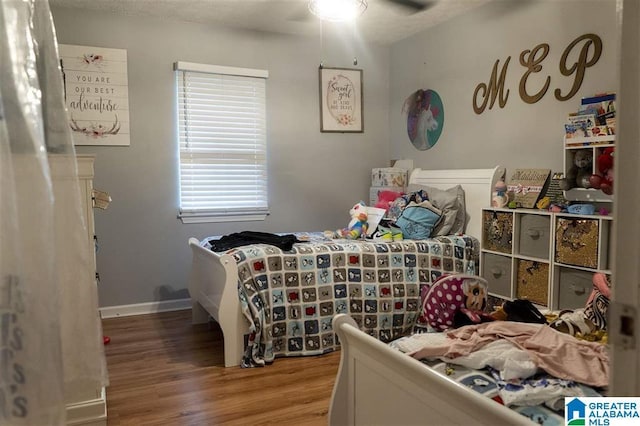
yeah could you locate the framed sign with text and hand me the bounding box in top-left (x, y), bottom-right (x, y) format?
top-left (59, 44), bottom-right (130, 146)
top-left (319, 67), bottom-right (363, 133)
top-left (507, 168), bottom-right (551, 208)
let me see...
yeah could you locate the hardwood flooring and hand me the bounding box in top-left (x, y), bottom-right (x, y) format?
top-left (102, 310), bottom-right (340, 425)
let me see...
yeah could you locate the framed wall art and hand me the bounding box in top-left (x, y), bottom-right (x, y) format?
top-left (59, 44), bottom-right (131, 146)
top-left (319, 67), bottom-right (363, 133)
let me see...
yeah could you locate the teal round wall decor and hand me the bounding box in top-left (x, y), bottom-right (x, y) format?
top-left (404, 89), bottom-right (444, 151)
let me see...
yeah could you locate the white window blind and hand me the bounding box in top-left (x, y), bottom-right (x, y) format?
top-left (175, 62), bottom-right (269, 223)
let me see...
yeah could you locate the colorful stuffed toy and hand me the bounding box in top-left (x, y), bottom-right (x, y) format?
top-left (326, 201), bottom-right (369, 240)
top-left (491, 179), bottom-right (509, 208)
top-left (589, 147), bottom-right (614, 195)
top-left (418, 274), bottom-right (491, 331)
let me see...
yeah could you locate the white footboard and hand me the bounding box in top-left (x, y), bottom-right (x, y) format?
top-left (187, 238), bottom-right (249, 367)
top-left (329, 314), bottom-right (532, 426)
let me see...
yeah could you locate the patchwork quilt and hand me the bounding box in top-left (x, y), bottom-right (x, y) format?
top-left (225, 233), bottom-right (479, 367)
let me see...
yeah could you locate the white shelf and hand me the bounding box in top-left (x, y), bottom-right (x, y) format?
top-left (564, 135), bottom-right (615, 147)
top-left (480, 207), bottom-right (612, 309)
top-left (563, 135), bottom-right (615, 203)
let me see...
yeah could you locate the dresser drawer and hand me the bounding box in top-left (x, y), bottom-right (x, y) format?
top-left (557, 268), bottom-right (591, 310)
top-left (518, 214), bottom-right (550, 259)
top-left (482, 253), bottom-right (512, 298)
top-left (516, 260), bottom-right (549, 306)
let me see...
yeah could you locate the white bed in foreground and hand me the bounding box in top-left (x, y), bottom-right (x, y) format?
top-left (329, 313), bottom-right (533, 426)
top-left (187, 166), bottom-right (505, 367)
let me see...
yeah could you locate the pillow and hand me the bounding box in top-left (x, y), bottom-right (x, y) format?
top-left (395, 200), bottom-right (442, 239)
top-left (407, 184), bottom-right (466, 236)
top-left (386, 189), bottom-right (429, 222)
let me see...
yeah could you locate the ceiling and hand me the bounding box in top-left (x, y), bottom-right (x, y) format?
top-left (49, 0), bottom-right (492, 45)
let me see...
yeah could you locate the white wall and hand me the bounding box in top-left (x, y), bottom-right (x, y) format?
top-left (51, 7), bottom-right (391, 307)
top-left (389, 0), bottom-right (618, 172)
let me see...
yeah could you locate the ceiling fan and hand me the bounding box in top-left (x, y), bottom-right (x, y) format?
top-left (383, 0), bottom-right (437, 14)
top-left (297, 0), bottom-right (437, 23)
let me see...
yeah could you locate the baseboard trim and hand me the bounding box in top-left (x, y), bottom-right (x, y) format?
top-left (99, 298), bottom-right (191, 319)
top-left (66, 387), bottom-right (107, 426)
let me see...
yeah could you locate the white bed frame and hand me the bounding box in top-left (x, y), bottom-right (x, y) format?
top-left (187, 166), bottom-right (506, 367)
top-left (328, 314), bottom-right (533, 426)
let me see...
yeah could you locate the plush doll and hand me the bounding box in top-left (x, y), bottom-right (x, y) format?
top-left (417, 274), bottom-right (493, 331)
top-left (325, 201), bottom-right (369, 239)
top-left (491, 179), bottom-right (509, 208)
top-left (374, 190), bottom-right (404, 213)
top-left (589, 147), bottom-right (614, 195)
top-left (559, 149), bottom-right (593, 190)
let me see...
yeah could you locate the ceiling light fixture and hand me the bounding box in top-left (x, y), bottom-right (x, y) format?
top-left (308, 0), bottom-right (368, 22)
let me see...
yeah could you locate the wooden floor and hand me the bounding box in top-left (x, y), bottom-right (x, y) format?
top-left (102, 310), bottom-right (340, 425)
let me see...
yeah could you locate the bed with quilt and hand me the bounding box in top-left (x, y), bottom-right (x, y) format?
top-left (329, 313), bottom-right (608, 425)
top-left (328, 273), bottom-right (611, 425)
top-left (187, 166), bottom-right (505, 367)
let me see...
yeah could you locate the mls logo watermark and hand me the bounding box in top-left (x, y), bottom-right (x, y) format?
top-left (566, 397), bottom-right (640, 425)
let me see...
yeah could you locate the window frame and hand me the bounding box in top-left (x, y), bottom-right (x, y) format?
top-left (174, 61), bottom-right (269, 224)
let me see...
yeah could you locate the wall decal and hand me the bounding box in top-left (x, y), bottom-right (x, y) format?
top-left (59, 44), bottom-right (130, 145)
top-left (319, 67), bottom-right (363, 133)
top-left (473, 33), bottom-right (602, 114)
top-left (519, 43), bottom-right (550, 104)
top-left (403, 89), bottom-right (444, 151)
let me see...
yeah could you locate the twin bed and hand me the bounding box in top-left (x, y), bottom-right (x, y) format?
top-left (187, 166), bottom-right (607, 424)
top-left (328, 313), bottom-right (530, 425)
top-left (187, 166), bottom-right (505, 367)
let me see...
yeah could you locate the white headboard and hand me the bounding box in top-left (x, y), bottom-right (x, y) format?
top-left (408, 166), bottom-right (506, 239)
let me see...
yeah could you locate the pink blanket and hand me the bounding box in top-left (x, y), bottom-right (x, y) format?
top-left (410, 321), bottom-right (609, 387)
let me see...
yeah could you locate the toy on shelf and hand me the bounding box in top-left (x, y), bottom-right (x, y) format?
top-left (491, 179), bottom-right (509, 208)
top-left (325, 201), bottom-right (369, 240)
top-left (559, 149), bottom-right (593, 190)
top-left (589, 147), bottom-right (614, 195)
top-left (567, 203), bottom-right (596, 215)
top-left (536, 197), bottom-right (550, 210)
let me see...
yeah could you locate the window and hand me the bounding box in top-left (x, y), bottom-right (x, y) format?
top-left (175, 62), bottom-right (269, 223)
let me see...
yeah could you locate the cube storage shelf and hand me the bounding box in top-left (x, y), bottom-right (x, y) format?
top-left (563, 134), bottom-right (615, 203)
top-left (480, 207), bottom-right (612, 310)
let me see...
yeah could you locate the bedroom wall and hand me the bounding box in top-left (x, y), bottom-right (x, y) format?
top-left (389, 0), bottom-right (618, 173)
top-left (50, 8), bottom-right (391, 307)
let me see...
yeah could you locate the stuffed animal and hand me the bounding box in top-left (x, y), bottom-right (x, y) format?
top-left (325, 201), bottom-right (369, 239)
top-left (374, 190), bottom-right (404, 213)
top-left (417, 274), bottom-right (492, 331)
top-left (589, 147), bottom-right (614, 195)
top-left (559, 149), bottom-right (593, 190)
top-left (491, 179), bottom-right (509, 208)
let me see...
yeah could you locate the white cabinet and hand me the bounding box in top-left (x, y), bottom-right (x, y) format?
top-left (480, 207), bottom-right (612, 310)
top-left (50, 154), bottom-right (107, 426)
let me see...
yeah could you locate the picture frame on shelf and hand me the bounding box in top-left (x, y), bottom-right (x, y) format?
top-left (319, 67), bottom-right (363, 133)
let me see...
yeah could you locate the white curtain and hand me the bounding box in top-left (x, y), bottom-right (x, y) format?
top-left (0, 0), bottom-right (108, 424)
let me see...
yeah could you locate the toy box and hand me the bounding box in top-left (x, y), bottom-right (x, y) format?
top-left (371, 168), bottom-right (407, 188)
